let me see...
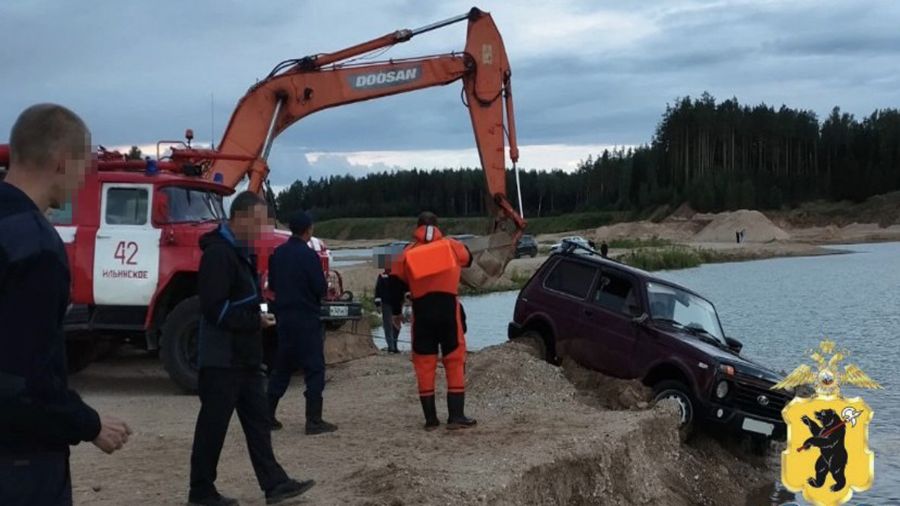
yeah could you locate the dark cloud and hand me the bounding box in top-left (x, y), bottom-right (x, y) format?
top-left (2, 0), bottom-right (900, 173)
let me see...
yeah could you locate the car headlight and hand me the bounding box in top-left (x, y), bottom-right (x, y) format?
top-left (716, 380), bottom-right (729, 399)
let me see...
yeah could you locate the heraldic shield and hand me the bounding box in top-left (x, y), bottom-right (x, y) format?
top-left (774, 340), bottom-right (881, 506)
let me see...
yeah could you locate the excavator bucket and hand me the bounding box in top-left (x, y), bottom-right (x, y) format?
top-left (459, 216), bottom-right (522, 289)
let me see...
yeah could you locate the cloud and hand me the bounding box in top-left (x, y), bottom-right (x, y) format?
top-left (3, 0), bottom-right (900, 177)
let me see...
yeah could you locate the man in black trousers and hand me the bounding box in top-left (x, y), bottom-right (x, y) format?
top-left (267, 211), bottom-right (337, 435)
top-left (189, 192), bottom-right (314, 506)
top-left (1, 104), bottom-right (132, 506)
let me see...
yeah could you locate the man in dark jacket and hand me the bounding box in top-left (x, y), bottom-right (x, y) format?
top-left (267, 212), bottom-right (337, 435)
top-left (189, 192), bottom-right (314, 506)
top-left (1, 104), bottom-right (131, 506)
top-left (374, 267), bottom-right (401, 353)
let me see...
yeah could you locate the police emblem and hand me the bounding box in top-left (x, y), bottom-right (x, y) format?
top-left (772, 340), bottom-right (881, 506)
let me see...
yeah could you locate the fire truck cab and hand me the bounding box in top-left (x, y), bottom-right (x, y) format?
top-left (45, 159), bottom-right (360, 392)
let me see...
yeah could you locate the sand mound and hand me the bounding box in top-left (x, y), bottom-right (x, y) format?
top-left (692, 209), bottom-right (791, 243)
top-left (593, 220), bottom-right (702, 242)
top-left (666, 202), bottom-right (698, 221)
top-left (561, 358), bottom-right (652, 410)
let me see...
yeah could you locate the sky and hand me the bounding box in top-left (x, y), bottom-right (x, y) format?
top-left (3, 0), bottom-right (900, 186)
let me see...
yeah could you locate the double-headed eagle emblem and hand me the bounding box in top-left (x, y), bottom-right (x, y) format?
top-left (773, 339), bottom-right (882, 396)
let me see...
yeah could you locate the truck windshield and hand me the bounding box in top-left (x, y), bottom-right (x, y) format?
top-left (159, 187), bottom-right (226, 224)
top-left (646, 282), bottom-right (725, 343)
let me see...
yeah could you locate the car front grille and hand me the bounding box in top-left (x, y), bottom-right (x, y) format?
top-left (731, 375), bottom-right (790, 420)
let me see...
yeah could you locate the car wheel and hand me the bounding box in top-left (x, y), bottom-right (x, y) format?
top-left (653, 380), bottom-right (695, 441)
top-left (517, 330), bottom-right (547, 361)
top-left (161, 296), bottom-right (201, 394)
top-left (530, 250), bottom-right (537, 258)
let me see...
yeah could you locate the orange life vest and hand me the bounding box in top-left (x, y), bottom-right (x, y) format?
top-left (393, 225), bottom-right (472, 299)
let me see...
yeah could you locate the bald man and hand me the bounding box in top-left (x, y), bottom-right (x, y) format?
top-left (0, 104), bottom-right (131, 506)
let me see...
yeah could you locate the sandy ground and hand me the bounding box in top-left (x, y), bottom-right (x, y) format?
top-left (69, 342), bottom-right (779, 505)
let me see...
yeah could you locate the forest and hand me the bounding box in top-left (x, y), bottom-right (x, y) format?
top-left (275, 93), bottom-right (900, 221)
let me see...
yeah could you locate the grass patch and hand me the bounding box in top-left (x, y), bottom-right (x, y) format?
top-left (607, 237), bottom-right (672, 249)
top-left (524, 212), bottom-right (622, 235)
top-left (315, 211), bottom-right (625, 240)
top-left (620, 246), bottom-right (721, 271)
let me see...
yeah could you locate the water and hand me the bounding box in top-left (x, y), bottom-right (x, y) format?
top-left (372, 242), bottom-right (900, 504)
top-left (331, 247), bottom-right (374, 267)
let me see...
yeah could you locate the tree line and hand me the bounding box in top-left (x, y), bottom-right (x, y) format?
top-left (275, 93), bottom-right (900, 220)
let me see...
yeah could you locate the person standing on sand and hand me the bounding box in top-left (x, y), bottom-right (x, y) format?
top-left (375, 267), bottom-right (401, 353)
top-left (387, 211), bottom-right (476, 431)
top-left (267, 211), bottom-right (338, 435)
top-left (0, 104), bottom-right (132, 506)
top-left (600, 241), bottom-right (609, 258)
top-left (189, 192), bottom-right (313, 506)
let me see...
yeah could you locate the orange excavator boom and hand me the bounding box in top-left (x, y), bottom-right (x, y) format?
top-left (169, 7), bottom-right (524, 235)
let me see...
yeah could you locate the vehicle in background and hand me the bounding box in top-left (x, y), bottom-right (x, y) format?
top-left (549, 235), bottom-right (593, 254)
top-left (507, 245), bottom-right (790, 452)
top-left (514, 234), bottom-right (538, 258)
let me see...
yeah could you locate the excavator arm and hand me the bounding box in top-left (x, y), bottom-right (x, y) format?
top-left (167, 7), bottom-right (524, 286)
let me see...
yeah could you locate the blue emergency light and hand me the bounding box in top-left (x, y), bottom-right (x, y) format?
top-left (145, 159), bottom-right (158, 175)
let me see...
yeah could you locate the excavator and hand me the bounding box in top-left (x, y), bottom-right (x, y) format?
top-left (157, 6), bottom-right (526, 286)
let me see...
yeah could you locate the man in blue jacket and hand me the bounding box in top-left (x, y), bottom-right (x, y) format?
top-left (189, 192), bottom-right (314, 506)
top-left (267, 211), bottom-right (337, 435)
top-left (0, 104), bottom-right (131, 506)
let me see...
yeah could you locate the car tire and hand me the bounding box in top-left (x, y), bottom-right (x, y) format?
top-left (517, 330), bottom-right (547, 361)
top-left (653, 380), bottom-right (696, 441)
top-left (530, 250), bottom-right (537, 258)
top-left (161, 296), bottom-right (201, 394)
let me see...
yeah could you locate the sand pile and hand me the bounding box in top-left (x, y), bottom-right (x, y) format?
top-left (593, 220), bottom-right (702, 242)
top-left (692, 209), bottom-right (791, 243)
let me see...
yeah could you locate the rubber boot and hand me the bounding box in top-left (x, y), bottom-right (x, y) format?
top-left (305, 397), bottom-right (338, 435)
top-left (446, 392), bottom-right (477, 430)
top-left (268, 396), bottom-right (283, 431)
top-left (420, 395), bottom-right (440, 431)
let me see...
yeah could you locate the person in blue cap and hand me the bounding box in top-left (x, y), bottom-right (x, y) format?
top-left (267, 211), bottom-right (337, 435)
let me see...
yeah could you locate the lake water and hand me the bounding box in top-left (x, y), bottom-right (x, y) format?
top-left (371, 242), bottom-right (900, 504)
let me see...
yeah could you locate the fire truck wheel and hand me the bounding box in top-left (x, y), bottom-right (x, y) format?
top-left (66, 339), bottom-right (97, 374)
top-left (161, 296), bottom-right (201, 394)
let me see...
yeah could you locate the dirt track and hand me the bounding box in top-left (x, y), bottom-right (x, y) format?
top-left (69, 342), bottom-right (780, 505)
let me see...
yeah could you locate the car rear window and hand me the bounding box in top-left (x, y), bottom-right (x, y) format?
top-left (544, 259), bottom-right (597, 299)
top-left (594, 271), bottom-right (638, 315)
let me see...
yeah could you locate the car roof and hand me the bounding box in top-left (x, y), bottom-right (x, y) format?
top-left (552, 250), bottom-right (707, 300)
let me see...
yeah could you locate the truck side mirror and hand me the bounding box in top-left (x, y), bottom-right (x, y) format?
top-left (725, 336), bottom-right (743, 354)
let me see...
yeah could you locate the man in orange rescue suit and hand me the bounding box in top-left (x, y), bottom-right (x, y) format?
top-left (388, 212), bottom-right (476, 431)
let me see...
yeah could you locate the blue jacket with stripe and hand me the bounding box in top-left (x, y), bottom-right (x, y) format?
top-left (197, 224), bottom-right (263, 369)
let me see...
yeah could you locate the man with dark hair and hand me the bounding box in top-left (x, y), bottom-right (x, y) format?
top-left (1, 104), bottom-right (132, 506)
top-left (189, 191), bottom-right (314, 506)
top-left (388, 211), bottom-right (476, 431)
top-left (267, 211), bottom-right (337, 435)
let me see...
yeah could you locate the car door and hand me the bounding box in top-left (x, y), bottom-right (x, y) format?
top-left (584, 268), bottom-right (642, 378)
top-left (93, 184), bottom-right (161, 306)
top-left (540, 258), bottom-right (599, 368)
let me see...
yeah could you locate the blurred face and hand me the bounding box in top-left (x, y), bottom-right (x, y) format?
top-left (51, 130), bottom-right (92, 209)
top-left (231, 203), bottom-right (272, 243)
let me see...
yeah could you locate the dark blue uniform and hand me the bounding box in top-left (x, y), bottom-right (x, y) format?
top-left (0, 182), bottom-right (101, 506)
top-left (267, 236), bottom-right (327, 404)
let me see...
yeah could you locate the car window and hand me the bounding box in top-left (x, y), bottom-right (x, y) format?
top-left (544, 259), bottom-right (597, 299)
top-left (158, 186), bottom-right (225, 223)
top-left (106, 187), bottom-right (149, 225)
top-left (594, 270), bottom-right (639, 315)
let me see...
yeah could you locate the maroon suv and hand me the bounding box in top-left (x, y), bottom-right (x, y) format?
top-left (508, 245), bottom-right (790, 444)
